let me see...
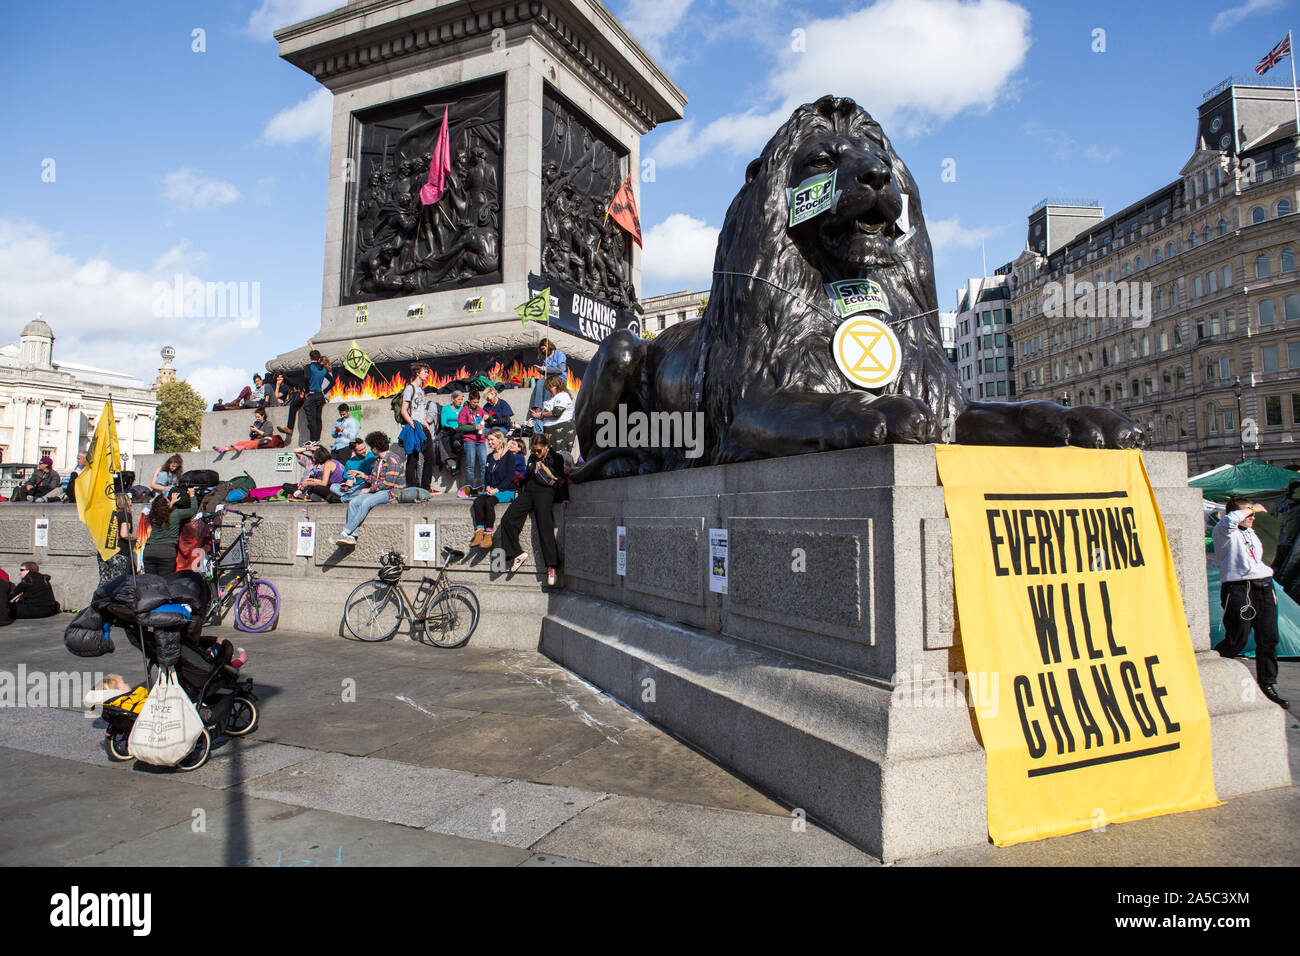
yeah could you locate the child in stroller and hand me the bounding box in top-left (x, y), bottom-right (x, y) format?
top-left (66, 570), bottom-right (258, 771)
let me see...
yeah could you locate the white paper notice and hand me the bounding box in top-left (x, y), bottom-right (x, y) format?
top-left (708, 528), bottom-right (727, 594)
top-left (414, 523), bottom-right (436, 562)
top-left (296, 521), bottom-right (315, 557)
top-left (34, 518), bottom-right (49, 548)
top-left (616, 525), bottom-right (627, 576)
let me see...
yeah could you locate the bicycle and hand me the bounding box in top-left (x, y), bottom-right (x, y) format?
top-left (200, 508), bottom-right (280, 632)
top-left (342, 547), bottom-right (479, 648)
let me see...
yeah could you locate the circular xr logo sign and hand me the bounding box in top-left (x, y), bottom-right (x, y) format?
top-left (832, 315), bottom-right (901, 389)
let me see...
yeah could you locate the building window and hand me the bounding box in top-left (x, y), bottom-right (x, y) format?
top-left (1193, 276), bottom-right (1203, 297)
top-left (1160, 329), bottom-right (1169, 351)
top-left (1153, 247), bottom-right (1163, 264)
top-left (42, 408), bottom-right (52, 426)
top-left (1256, 255), bottom-right (1271, 278)
top-left (1292, 394), bottom-right (1300, 424)
top-left (1253, 206), bottom-right (1267, 224)
top-left (1135, 256), bottom-right (1143, 270)
top-left (40, 447), bottom-right (54, 461)
top-left (1176, 367), bottom-right (1186, 389)
top-left (1283, 250), bottom-right (1295, 273)
top-left (1163, 369), bottom-right (1173, 389)
top-left (1106, 269), bottom-right (1114, 282)
top-left (1166, 241), bottom-right (1175, 259)
top-left (1262, 344), bottom-right (1280, 371)
top-left (1266, 395), bottom-right (1283, 426)
top-left (1279, 199), bottom-right (1293, 217)
top-left (1287, 294), bottom-right (1300, 322)
top-left (1218, 218), bottom-right (1227, 236)
top-left (1165, 414), bottom-right (1176, 439)
top-left (1206, 403), bottom-right (1219, 433)
top-left (1260, 299), bottom-right (1277, 326)
top-left (1188, 232), bottom-right (1197, 249)
top-left (1288, 341), bottom-right (1300, 369)
top-left (1222, 264), bottom-right (1233, 286)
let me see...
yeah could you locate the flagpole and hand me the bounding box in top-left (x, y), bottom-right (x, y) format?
top-left (1290, 30), bottom-right (1299, 135)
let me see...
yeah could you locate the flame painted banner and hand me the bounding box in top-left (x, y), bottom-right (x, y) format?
top-left (934, 446), bottom-right (1219, 847)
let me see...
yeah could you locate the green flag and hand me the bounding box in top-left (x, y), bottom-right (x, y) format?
top-left (516, 287), bottom-right (550, 327)
top-left (343, 339), bottom-right (373, 379)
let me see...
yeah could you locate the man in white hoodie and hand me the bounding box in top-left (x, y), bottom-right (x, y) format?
top-left (1211, 496), bottom-right (1289, 709)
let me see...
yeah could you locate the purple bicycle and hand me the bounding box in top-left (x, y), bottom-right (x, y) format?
top-left (201, 508), bottom-right (280, 632)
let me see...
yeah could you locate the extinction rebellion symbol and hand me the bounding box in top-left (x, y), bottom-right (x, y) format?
top-left (832, 315), bottom-right (902, 389)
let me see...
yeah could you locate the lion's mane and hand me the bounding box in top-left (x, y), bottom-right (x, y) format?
top-left (696, 95), bottom-right (963, 458)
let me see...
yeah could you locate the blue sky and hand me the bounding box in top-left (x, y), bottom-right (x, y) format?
top-left (0, 0), bottom-right (1295, 401)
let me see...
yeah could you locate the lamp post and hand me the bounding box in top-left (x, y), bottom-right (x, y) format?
top-left (1234, 376), bottom-right (1244, 462)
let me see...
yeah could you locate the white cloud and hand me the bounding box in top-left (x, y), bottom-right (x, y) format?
top-left (620, 0), bottom-right (694, 59)
top-left (0, 219), bottom-right (264, 390)
top-left (1210, 0), bottom-right (1283, 34)
top-left (654, 0), bottom-right (1031, 166)
top-left (1083, 144), bottom-right (1120, 164)
top-left (163, 168), bottom-right (241, 210)
top-left (152, 240), bottom-right (207, 272)
top-left (262, 88), bottom-right (332, 147)
top-left (187, 367), bottom-right (254, 406)
top-left (245, 0), bottom-right (340, 40)
top-left (927, 217), bottom-right (994, 253)
top-left (641, 213), bottom-right (719, 288)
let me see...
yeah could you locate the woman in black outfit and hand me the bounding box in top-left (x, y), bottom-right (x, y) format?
top-left (9, 562), bottom-right (60, 619)
top-left (496, 432), bottom-right (568, 586)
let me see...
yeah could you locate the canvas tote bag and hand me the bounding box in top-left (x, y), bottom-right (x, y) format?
top-left (127, 667), bottom-right (204, 766)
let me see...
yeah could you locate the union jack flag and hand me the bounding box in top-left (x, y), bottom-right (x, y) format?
top-left (1256, 34), bottom-right (1291, 75)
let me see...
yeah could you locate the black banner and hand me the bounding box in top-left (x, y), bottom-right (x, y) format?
top-left (528, 273), bottom-right (642, 343)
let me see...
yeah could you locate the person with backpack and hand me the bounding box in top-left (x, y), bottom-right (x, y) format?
top-left (398, 362), bottom-right (436, 490)
top-left (141, 492), bottom-right (199, 577)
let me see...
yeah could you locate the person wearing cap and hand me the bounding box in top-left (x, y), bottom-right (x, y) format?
top-left (10, 457), bottom-right (61, 502)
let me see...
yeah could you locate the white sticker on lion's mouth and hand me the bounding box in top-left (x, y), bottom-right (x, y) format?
top-left (832, 314), bottom-right (902, 389)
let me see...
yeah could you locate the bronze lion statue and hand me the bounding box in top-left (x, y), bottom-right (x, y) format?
top-left (572, 95), bottom-right (1142, 480)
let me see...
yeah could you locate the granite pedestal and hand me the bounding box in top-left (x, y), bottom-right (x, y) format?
top-left (541, 444), bottom-right (1292, 860)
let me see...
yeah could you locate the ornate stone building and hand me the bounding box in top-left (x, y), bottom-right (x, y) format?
top-left (1007, 79), bottom-right (1300, 473)
top-left (640, 289), bottom-right (705, 335)
top-left (0, 316), bottom-right (158, 483)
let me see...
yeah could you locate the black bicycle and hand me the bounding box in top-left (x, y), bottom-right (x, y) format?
top-left (200, 508), bottom-right (280, 632)
top-left (342, 547), bottom-right (478, 647)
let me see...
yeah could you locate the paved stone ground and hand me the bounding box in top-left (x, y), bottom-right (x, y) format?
top-left (0, 616), bottom-right (1295, 866)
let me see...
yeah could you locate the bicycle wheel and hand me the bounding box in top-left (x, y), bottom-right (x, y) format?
top-left (344, 580), bottom-right (404, 642)
top-left (420, 585), bottom-right (479, 648)
top-left (235, 578), bottom-right (280, 632)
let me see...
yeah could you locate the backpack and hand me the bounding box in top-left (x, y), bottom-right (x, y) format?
top-left (391, 389), bottom-right (406, 425)
top-left (178, 468), bottom-right (219, 488)
top-left (230, 472), bottom-right (256, 491)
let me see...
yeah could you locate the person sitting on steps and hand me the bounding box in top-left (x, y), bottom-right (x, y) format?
top-left (469, 428), bottom-right (525, 548)
top-left (331, 431), bottom-right (407, 547)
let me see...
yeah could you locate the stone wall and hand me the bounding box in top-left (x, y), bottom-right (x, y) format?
top-left (0, 498), bottom-right (560, 649)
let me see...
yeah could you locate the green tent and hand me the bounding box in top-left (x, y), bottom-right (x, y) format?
top-left (1190, 460), bottom-right (1298, 500)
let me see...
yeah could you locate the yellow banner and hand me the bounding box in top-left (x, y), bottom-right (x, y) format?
top-left (934, 446), bottom-right (1219, 846)
top-left (75, 400), bottom-right (122, 561)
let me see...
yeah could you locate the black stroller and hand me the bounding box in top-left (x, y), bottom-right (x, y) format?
top-left (65, 570), bottom-right (258, 771)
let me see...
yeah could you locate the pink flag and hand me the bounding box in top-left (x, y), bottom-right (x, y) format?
top-left (419, 107), bottom-right (451, 205)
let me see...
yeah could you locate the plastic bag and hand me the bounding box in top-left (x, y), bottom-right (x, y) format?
top-left (127, 666), bottom-right (203, 766)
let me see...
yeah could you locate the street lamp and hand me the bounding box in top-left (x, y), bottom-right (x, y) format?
top-left (1234, 376), bottom-right (1244, 462)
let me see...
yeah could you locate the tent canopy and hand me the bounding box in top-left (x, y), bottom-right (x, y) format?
top-left (1190, 460), bottom-right (1298, 501)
